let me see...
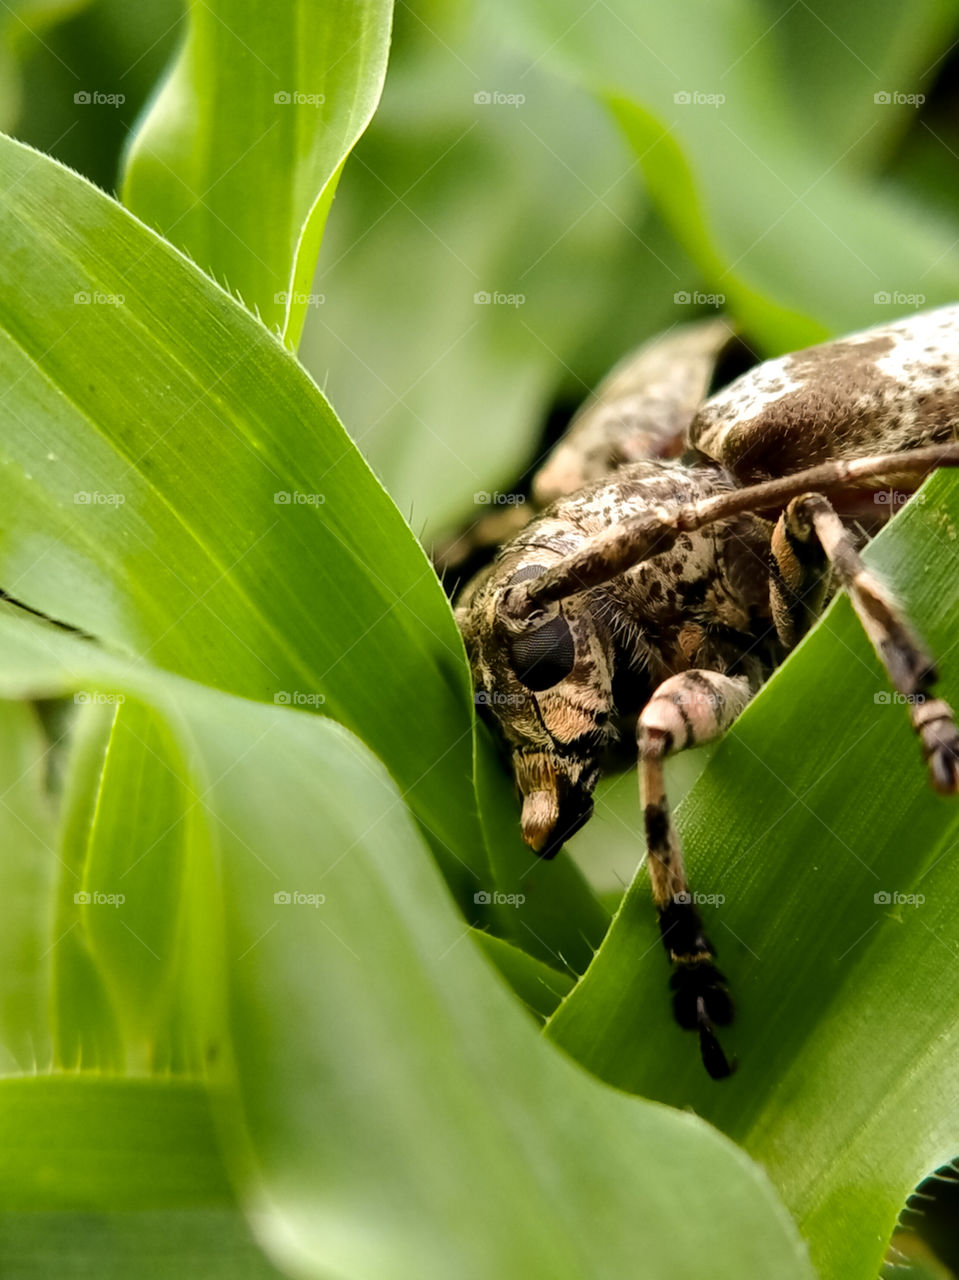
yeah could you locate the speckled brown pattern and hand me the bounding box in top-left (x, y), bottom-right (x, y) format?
top-left (457, 456), bottom-right (781, 860)
top-left (691, 305), bottom-right (959, 481)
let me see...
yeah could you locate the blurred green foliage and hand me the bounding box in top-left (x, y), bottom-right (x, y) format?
top-left (5, 1), bottom-right (959, 1276)
top-left (1, 0), bottom-right (182, 189)
top-left (8, 0), bottom-right (959, 539)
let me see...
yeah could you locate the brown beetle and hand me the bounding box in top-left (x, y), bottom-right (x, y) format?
top-left (455, 307), bottom-right (959, 1078)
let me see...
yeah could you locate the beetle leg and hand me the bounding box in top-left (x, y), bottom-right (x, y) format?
top-left (503, 442), bottom-right (959, 619)
top-left (768, 504), bottom-right (832, 649)
top-left (638, 669), bottom-right (753, 1079)
top-left (788, 492), bottom-right (959, 794)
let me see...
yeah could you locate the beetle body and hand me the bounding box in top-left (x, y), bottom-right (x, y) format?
top-left (455, 305), bottom-right (959, 1078)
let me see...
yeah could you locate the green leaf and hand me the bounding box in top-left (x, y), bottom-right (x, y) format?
top-left (752, 0), bottom-right (959, 165)
top-left (0, 129), bottom-right (479, 890)
top-left (0, 701), bottom-right (59, 1072)
top-left (470, 929), bottom-right (575, 1021)
top-left (0, 607), bottom-right (814, 1280)
top-left (0, 1074), bottom-right (285, 1277)
top-left (2, 0), bottom-right (184, 194)
top-left (53, 700), bottom-right (218, 1074)
top-left (548, 469), bottom-right (959, 1280)
top-left (121, 0), bottom-right (394, 345)
top-left (0, 1210), bottom-right (284, 1279)
top-left (0, 1075), bottom-right (229, 1209)
top-left (0, 127), bottom-right (607, 960)
top-left (51, 698), bottom-right (124, 1071)
top-left (0, 1), bottom-right (92, 135)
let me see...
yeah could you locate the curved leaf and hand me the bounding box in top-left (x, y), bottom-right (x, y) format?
top-left (548, 470), bottom-right (959, 1280)
top-left (304, 7), bottom-right (691, 536)
top-left (0, 128), bottom-right (605, 967)
top-left (121, 0), bottom-right (394, 345)
top-left (753, 0), bottom-right (959, 164)
top-left (0, 130), bottom-right (477, 886)
top-left (0, 701), bottom-right (59, 1073)
top-left (0, 605), bottom-right (815, 1280)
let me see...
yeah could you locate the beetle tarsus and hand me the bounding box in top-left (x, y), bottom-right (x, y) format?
top-left (914, 699), bottom-right (959, 795)
top-left (669, 954), bottom-right (735, 1079)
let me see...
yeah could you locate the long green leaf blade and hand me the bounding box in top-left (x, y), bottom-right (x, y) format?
top-left (0, 607), bottom-right (814, 1280)
top-left (548, 471), bottom-right (959, 1279)
top-left (0, 131), bottom-right (479, 887)
top-left (0, 128), bottom-right (607, 958)
top-left (122, 0), bottom-right (393, 346)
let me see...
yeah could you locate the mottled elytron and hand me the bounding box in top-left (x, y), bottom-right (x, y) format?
top-left (453, 306), bottom-right (959, 1079)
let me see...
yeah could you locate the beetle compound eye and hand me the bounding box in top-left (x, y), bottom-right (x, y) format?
top-left (508, 614), bottom-right (575, 690)
top-left (507, 563), bottom-right (548, 586)
top-left (502, 564), bottom-right (575, 689)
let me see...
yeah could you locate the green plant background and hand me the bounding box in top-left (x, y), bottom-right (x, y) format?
top-left (0, 1), bottom-right (958, 1277)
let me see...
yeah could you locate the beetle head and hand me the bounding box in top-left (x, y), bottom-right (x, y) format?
top-left (455, 550), bottom-right (615, 858)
